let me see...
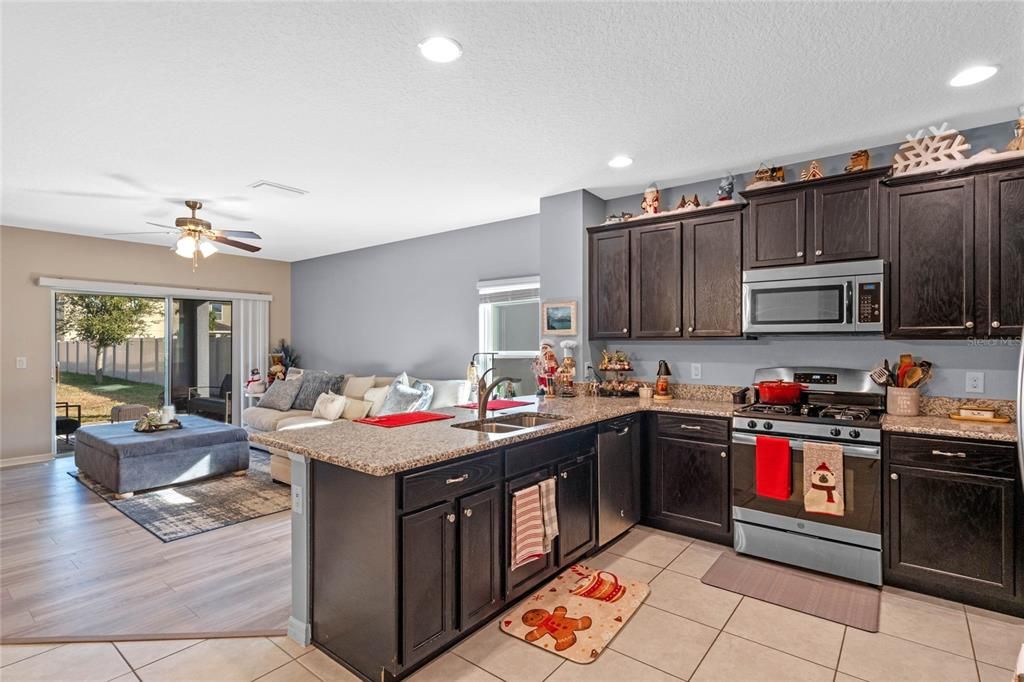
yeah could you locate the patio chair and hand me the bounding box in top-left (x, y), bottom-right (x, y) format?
top-left (188, 373), bottom-right (232, 423)
top-left (111, 403), bottom-right (151, 423)
top-left (55, 402), bottom-right (81, 443)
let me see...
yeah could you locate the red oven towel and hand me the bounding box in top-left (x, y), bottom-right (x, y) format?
top-left (354, 412), bottom-right (455, 428)
top-left (457, 399), bottom-right (532, 411)
top-left (755, 435), bottom-right (793, 500)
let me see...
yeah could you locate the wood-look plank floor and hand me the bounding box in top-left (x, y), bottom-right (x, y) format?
top-left (0, 456), bottom-right (290, 642)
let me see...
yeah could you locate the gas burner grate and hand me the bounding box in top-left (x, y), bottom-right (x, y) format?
top-left (741, 404), bottom-right (797, 415)
top-left (819, 405), bottom-right (873, 421)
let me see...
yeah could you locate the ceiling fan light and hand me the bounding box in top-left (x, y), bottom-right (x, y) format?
top-left (199, 239), bottom-right (218, 258)
top-left (175, 235), bottom-right (196, 258)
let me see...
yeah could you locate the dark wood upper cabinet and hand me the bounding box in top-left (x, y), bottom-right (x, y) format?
top-left (888, 176), bottom-right (975, 337)
top-left (400, 501), bottom-right (456, 666)
top-left (457, 486), bottom-right (502, 631)
top-left (684, 211), bottom-right (742, 337)
top-left (588, 230), bottom-right (631, 338)
top-left (630, 222), bottom-right (682, 337)
top-left (745, 192), bottom-right (806, 268)
top-left (983, 167), bottom-right (1024, 337)
top-left (813, 176), bottom-right (879, 262)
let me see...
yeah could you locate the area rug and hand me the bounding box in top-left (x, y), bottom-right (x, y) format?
top-left (701, 552), bottom-right (880, 632)
top-left (500, 563), bottom-right (649, 663)
top-left (69, 450), bottom-right (290, 542)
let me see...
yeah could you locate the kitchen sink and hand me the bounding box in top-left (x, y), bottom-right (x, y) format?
top-left (451, 412), bottom-right (569, 435)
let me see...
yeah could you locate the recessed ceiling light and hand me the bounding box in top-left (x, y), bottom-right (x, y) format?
top-left (949, 64), bottom-right (998, 87)
top-left (418, 37), bottom-right (463, 63)
top-left (608, 155), bottom-right (633, 168)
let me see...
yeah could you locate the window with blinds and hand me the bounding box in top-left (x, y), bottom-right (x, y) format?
top-left (478, 277), bottom-right (540, 394)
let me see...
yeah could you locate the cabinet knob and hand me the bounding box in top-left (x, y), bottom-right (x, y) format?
top-left (464, 508), bottom-right (473, 518)
top-left (796, 251), bottom-right (804, 257)
top-left (674, 327), bottom-right (680, 332)
top-left (815, 249), bottom-right (822, 256)
top-left (720, 451), bottom-right (727, 459)
top-left (560, 471), bottom-right (569, 479)
top-left (890, 473), bottom-right (899, 480)
top-left (446, 513), bottom-right (456, 523)
top-left (992, 320), bottom-right (1001, 328)
top-left (965, 321), bottom-right (975, 329)
top-left (687, 326), bottom-right (694, 333)
top-left (622, 328), bottom-right (628, 333)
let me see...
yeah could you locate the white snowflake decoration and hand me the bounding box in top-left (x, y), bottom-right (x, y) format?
top-left (892, 124), bottom-right (971, 175)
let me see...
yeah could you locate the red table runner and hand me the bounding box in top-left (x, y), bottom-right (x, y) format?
top-left (355, 412), bottom-right (455, 428)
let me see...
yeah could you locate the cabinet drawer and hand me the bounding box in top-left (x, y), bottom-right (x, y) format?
top-left (506, 430), bottom-right (588, 478)
top-left (656, 414), bottom-right (729, 443)
top-left (402, 452), bottom-right (502, 511)
top-left (887, 434), bottom-right (1015, 477)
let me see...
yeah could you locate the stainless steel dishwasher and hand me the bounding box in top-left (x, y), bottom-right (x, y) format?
top-left (597, 416), bottom-right (642, 545)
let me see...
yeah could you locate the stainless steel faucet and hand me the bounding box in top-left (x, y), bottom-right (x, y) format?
top-left (477, 368), bottom-right (521, 420)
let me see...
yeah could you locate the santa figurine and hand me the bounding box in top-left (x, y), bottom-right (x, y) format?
top-left (804, 462), bottom-right (845, 516)
top-left (640, 182), bottom-right (661, 215)
top-left (533, 340), bottom-right (560, 394)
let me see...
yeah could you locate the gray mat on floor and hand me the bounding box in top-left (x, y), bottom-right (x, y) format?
top-left (701, 552), bottom-right (880, 632)
top-left (70, 450), bottom-right (290, 542)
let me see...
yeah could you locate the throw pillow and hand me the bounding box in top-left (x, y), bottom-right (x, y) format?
top-left (379, 374), bottom-right (434, 415)
top-left (341, 397), bottom-right (372, 420)
top-left (312, 392), bottom-right (346, 421)
top-left (285, 368), bottom-right (304, 381)
top-left (293, 371), bottom-right (344, 411)
top-left (258, 376), bottom-right (303, 411)
top-left (363, 386), bottom-right (389, 417)
top-left (343, 375), bottom-right (376, 399)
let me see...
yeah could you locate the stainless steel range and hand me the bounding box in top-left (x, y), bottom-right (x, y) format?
top-left (731, 367), bottom-right (885, 585)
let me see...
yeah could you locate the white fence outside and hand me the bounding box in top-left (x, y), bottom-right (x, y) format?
top-left (56, 337), bottom-right (231, 386)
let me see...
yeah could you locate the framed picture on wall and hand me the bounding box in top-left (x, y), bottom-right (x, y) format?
top-left (541, 300), bottom-right (577, 336)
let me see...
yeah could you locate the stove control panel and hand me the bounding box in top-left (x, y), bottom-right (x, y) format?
top-left (794, 372), bottom-right (837, 385)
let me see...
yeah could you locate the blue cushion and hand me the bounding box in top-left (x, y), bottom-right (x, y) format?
top-left (258, 377), bottom-right (303, 411)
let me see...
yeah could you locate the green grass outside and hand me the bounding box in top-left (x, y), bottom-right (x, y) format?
top-left (56, 372), bottom-right (164, 424)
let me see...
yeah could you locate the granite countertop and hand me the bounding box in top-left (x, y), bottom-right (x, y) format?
top-left (249, 396), bottom-right (736, 476)
top-left (881, 414), bottom-right (1018, 443)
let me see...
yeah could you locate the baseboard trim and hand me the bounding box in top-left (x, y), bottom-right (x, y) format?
top-left (0, 629), bottom-right (287, 645)
top-left (287, 617), bottom-right (311, 646)
top-left (0, 452), bottom-right (55, 469)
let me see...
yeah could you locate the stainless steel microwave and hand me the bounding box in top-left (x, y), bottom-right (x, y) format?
top-left (742, 260), bottom-right (886, 334)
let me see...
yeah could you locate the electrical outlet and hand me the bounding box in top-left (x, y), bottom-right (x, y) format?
top-left (965, 371), bottom-right (985, 393)
top-left (690, 363), bottom-right (702, 379)
top-left (291, 485), bottom-right (304, 514)
top-left (16, 357), bottom-right (27, 369)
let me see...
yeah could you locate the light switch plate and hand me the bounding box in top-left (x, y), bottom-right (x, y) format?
top-left (965, 371), bottom-right (984, 393)
top-left (690, 363), bottom-right (702, 379)
top-left (16, 357), bottom-right (27, 369)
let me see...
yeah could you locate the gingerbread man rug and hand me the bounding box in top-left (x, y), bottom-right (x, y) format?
top-left (499, 564), bottom-right (650, 663)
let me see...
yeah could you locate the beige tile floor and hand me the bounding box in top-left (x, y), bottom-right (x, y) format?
top-left (2, 526), bottom-right (1021, 682)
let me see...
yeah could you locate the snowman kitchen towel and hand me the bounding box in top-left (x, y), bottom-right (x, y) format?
top-left (803, 442), bottom-right (845, 516)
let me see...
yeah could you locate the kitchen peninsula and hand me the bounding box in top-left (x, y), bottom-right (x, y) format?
top-left (251, 393), bottom-right (1018, 681)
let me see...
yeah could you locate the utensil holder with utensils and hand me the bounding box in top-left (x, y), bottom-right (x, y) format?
top-left (887, 387), bottom-right (921, 416)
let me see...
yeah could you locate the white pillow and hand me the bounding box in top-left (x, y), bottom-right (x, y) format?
top-left (363, 386), bottom-right (389, 417)
top-left (343, 375), bottom-right (376, 399)
top-left (311, 392), bottom-right (346, 421)
top-left (342, 398), bottom-right (372, 420)
top-left (421, 379), bottom-right (471, 408)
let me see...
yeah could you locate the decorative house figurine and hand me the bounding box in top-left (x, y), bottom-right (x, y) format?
top-left (747, 163), bottom-right (784, 189)
top-left (844, 149), bottom-right (871, 172)
top-left (640, 182), bottom-right (661, 215)
top-left (654, 360), bottom-right (672, 402)
top-left (604, 211), bottom-right (633, 224)
top-left (1007, 105), bottom-right (1024, 152)
top-left (800, 160), bottom-right (824, 181)
top-left (677, 194), bottom-right (701, 210)
top-left (717, 174), bottom-right (735, 201)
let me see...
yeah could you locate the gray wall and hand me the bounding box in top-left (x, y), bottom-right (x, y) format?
top-left (291, 214), bottom-right (539, 379)
top-left (292, 118), bottom-right (1021, 399)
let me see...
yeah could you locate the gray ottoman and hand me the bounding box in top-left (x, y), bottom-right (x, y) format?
top-left (75, 415), bottom-right (250, 496)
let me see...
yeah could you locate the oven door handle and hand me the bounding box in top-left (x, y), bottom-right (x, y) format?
top-left (731, 432), bottom-right (880, 460)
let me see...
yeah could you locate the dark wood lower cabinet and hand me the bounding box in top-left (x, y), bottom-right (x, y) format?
top-left (458, 487), bottom-right (503, 630)
top-left (557, 455), bottom-right (596, 565)
top-left (400, 502), bottom-right (456, 666)
top-left (883, 434), bottom-right (1022, 615)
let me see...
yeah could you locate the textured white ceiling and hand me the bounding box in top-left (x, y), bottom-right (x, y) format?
top-left (3, 1), bottom-right (1021, 262)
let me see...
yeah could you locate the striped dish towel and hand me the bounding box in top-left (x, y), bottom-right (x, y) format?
top-left (538, 478), bottom-right (559, 553)
top-left (511, 486), bottom-right (545, 570)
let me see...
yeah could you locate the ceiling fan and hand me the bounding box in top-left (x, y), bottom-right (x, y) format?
top-left (108, 200), bottom-right (262, 270)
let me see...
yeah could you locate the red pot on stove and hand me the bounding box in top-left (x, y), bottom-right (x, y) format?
top-left (755, 380), bottom-right (807, 404)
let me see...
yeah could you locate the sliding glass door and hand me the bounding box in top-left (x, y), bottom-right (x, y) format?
top-left (169, 298), bottom-right (233, 421)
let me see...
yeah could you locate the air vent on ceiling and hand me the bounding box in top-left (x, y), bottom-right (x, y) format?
top-left (248, 179), bottom-right (309, 195)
